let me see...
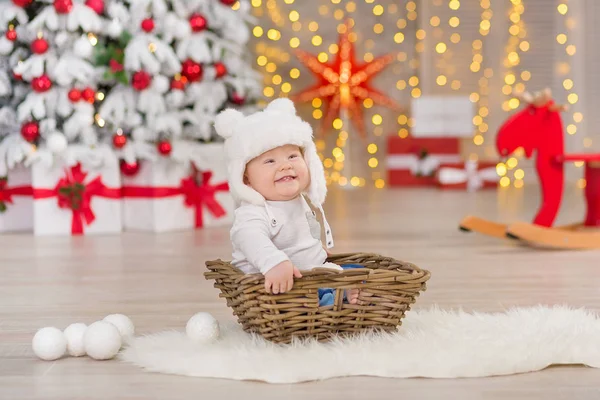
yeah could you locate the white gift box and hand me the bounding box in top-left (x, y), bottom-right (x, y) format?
top-left (31, 155), bottom-right (122, 236)
top-left (0, 164), bottom-right (34, 233)
top-left (121, 142), bottom-right (233, 232)
top-left (412, 95), bottom-right (474, 137)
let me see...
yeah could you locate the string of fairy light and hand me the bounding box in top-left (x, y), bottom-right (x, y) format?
top-left (432, 0), bottom-right (462, 91)
top-left (446, 0), bottom-right (462, 92)
top-left (556, 1), bottom-right (580, 138)
top-left (373, 1), bottom-right (419, 189)
top-left (471, 0), bottom-right (491, 156)
top-left (398, 0), bottom-right (420, 139)
top-left (494, 0), bottom-right (529, 189)
top-left (555, 1), bottom-right (587, 189)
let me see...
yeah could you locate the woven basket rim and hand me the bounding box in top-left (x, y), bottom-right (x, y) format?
top-left (204, 252), bottom-right (430, 284)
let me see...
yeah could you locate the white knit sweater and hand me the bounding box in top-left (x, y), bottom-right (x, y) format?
top-left (230, 195), bottom-right (334, 275)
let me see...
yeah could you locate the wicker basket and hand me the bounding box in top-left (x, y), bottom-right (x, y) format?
top-left (204, 252), bottom-right (431, 344)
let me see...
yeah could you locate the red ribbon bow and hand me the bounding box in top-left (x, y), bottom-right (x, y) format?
top-left (0, 178), bottom-right (33, 212)
top-left (32, 164), bottom-right (121, 235)
top-left (121, 169), bottom-right (229, 228)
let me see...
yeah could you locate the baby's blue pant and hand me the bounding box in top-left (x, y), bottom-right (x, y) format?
top-left (318, 264), bottom-right (363, 306)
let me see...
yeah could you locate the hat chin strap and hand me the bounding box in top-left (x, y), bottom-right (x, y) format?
top-left (303, 144), bottom-right (327, 207)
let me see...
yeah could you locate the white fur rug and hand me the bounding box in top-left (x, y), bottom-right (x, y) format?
top-left (119, 306), bottom-right (600, 383)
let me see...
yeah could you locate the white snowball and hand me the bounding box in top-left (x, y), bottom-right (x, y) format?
top-left (129, 113), bottom-right (143, 127)
top-left (63, 323), bottom-right (87, 357)
top-left (55, 32), bottom-right (69, 48)
top-left (151, 75), bottom-right (169, 94)
top-left (46, 132), bottom-right (68, 153)
top-left (186, 312), bottom-right (220, 343)
top-left (32, 327), bottom-right (67, 361)
top-left (73, 35), bottom-right (93, 59)
top-left (103, 314), bottom-right (135, 341)
top-left (165, 91), bottom-right (185, 108)
top-left (105, 20), bottom-right (123, 38)
top-left (83, 321), bottom-right (122, 360)
top-left (0, 37), bottom-right (14, 55)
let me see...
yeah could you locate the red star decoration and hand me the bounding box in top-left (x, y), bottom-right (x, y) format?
top-left (291, 20), bottom-right (401, 139)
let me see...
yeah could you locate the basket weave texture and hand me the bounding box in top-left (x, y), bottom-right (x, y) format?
top-left (204, 252), bottom-right (431, 344)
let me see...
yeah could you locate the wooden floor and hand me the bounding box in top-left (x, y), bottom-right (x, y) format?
top-left (1, 185), bottom-right (599, 399)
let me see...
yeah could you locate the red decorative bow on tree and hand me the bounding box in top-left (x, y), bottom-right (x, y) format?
top-left (33, 164), bottom-right (121, 234)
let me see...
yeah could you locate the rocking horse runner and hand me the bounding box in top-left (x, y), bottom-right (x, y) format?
top-left (460, 88), bottom-right (600, 249)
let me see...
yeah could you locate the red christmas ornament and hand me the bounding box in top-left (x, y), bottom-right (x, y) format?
top-left (112, 133), bottom-right (127, 149)
top-left (170, 78), bottom-right (186, 90)
top-left (141, 18), bottom-right (155, 33)
top-left (219, 0), bottom-right (237, 5)
top-left (214, 62), bottom-right (227, 79)
top-left (157, 140), bottom-right (172, 156)
top-left (109, 59), bottom-right (123, 73)
top-left (131, 71), bottom-right (152, 91)
top-left (231, 92), bottom-right (245, 105)
top-left (31, 75), bottom-right (52, 93)
top-left (85, 0), bottom-right (104, 14)
top-left (6, 29), bottom-right (17, 42)
top-left (189, 13), bottom-right (207, 32)
top-left (31, 38), bottom-right (49, 54)
top-left (81, 87), bottom-right (95, 103)
top-left (181, 59), bottom-right (203, 82)
top-left (12, 0), bottom-right (33, 7)
top-left (54, 0), bottom-right (73, 14)
top-left (21, 121), bottom-right (40, 143)
top-left (120, 159), bottom-right (140, 176)
top-left (68, 88), bottom-right (81, 102)
top-left (13, 72), bottom-right (22, 80)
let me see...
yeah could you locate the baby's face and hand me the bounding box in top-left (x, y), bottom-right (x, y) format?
top-left (245, 144), bottom-right (310, 201)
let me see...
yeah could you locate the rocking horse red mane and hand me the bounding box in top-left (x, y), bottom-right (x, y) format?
top-left (460, 88), bottom-right (600, 249)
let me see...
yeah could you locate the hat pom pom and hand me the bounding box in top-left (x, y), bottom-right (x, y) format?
top-left (266, 98), bottom-right (297, 115)
top-left (214, 109), bottom-right (244, 139)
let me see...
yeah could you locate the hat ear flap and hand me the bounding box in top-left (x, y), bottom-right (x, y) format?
top-left (228, 161), bottom-right (266, 207)
top-left (303, 142), bottom-right (327, 205)
top-left (214, 108), bottom-right (244, 139)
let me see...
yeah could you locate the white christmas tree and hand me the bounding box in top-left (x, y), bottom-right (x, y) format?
top-left (0, 0), bottom-right (35, 176)
top-left (0, 0), bottom-right (117, 176)
top-left (96, 0), bottom-right (262, 167)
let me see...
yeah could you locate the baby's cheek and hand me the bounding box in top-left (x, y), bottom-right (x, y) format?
top-left (301, 174), bottom-right (311, 189)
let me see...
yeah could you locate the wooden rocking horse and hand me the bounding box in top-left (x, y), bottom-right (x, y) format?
top-left (460, 88), bottom-right (600, 249)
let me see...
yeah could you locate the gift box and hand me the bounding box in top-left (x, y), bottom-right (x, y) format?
top-left (411, 95), bottom-right (474, 138)
top-left (436, 160), bottom-right (499, 191)
top-left (31, 156), bottom-right (122, 236)
top-left (386, 136), bottom-right (462, 186)
top-left (0, 164), bottom-right (34, 232)
top-left (121, 142), bottom-right (233, 232)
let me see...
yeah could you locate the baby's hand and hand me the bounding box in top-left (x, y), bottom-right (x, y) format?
top-left (264, 260), bottom-right (302, 294)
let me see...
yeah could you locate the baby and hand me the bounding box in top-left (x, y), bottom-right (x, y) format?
top-left (214, 98), bottom-right (360, 305)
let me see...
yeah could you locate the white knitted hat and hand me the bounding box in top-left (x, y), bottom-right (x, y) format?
top-left (214, 98), bottom-right (326, 207)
